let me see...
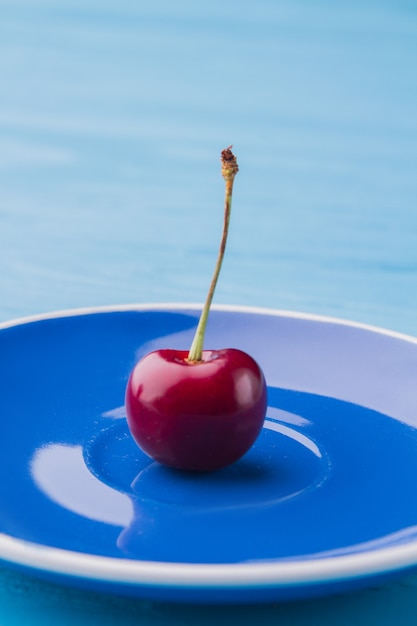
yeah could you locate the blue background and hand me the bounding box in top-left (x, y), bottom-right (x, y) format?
top-left (0, 0), bottom-right (416, 624)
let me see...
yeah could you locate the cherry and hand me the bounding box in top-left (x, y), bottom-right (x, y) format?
top-left (125, 147), bottom-right (267, 471)
top-left (125, 349), bottom-right (267, 472)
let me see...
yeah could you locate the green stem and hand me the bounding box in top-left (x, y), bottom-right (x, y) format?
top-left (187, 147), bottom-right (238, 363)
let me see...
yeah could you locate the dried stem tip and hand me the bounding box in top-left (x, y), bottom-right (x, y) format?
top-left (221, 146), bottom-right (239, 181)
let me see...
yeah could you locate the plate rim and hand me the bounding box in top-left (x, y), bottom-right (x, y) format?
top-left (1, 302), bottom-right (417, 592)
top-left (1, 301), bottom-right (416, 346)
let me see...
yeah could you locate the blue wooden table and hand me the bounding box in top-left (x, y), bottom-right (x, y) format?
top-left (1, 1), bottom-right (417, 623)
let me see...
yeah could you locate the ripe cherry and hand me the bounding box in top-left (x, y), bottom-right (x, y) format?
top-left (125, 349), bottom-right (267, 472)
top-left (125, 148), bottom-right (267, 471)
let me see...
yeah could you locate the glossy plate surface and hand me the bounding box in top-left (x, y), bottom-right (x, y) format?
top-left (0, 304), bottom-right (417, 602)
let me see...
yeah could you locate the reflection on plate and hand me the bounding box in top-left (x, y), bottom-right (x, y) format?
top-left (0, 304), bottom-right (417, 603)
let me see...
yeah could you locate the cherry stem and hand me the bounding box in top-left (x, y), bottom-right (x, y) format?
top-left (187, 147), bottom-right (239, 363)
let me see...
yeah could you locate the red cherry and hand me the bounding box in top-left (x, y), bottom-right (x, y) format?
top-left (125, 147), bottom-right (267, 471)
top-left (125, 348), bottom-right (267, 471)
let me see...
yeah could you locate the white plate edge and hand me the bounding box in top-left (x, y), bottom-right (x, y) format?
top-left (1, 302), bottom-right (416, 346)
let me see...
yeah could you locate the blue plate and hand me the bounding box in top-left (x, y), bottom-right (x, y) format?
top-left (1, 304), bottom-right (417, 603)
